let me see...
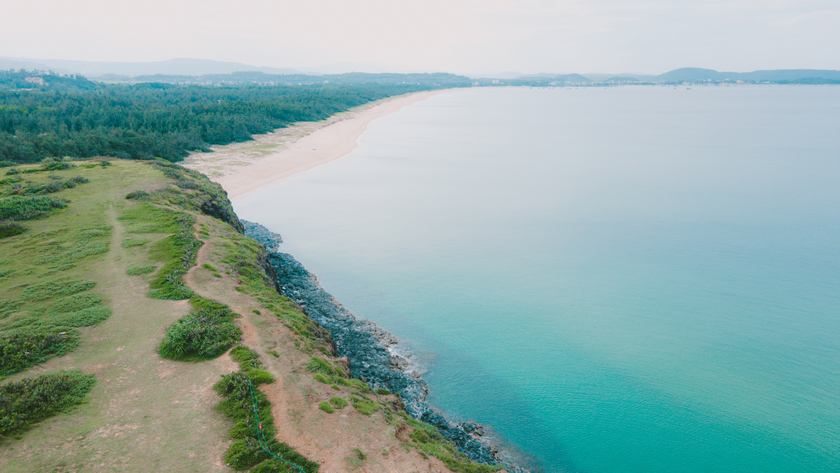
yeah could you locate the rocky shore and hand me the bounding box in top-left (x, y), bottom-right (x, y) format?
top-left (243, 221), bottom-right (528, 473)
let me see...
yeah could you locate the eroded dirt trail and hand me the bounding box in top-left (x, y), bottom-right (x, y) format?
top-left (185, 218), bottom-right (452, 473)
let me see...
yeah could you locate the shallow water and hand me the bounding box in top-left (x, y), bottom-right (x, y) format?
top-left (233, 86), bottom-right (840, 473)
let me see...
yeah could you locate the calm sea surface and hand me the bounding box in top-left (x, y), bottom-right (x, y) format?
top-left (233, 86), bottom-right (840, 473)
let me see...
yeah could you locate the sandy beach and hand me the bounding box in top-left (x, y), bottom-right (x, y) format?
top-left (182, 89), bottom-right (452, 198)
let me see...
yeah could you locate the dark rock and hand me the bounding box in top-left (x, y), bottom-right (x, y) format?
top-left (245, 225), bottom-right (529, 473)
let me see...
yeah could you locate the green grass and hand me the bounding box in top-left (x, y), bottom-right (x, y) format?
top-left (21, 278), bottom-right (96, 302)
top-left (329, 397), bottom-right (348, 409)
top-left (215, 346), bottom-right (319, 473)
top-left (126, 265), bottom-right (156, 276)
top-left (0, 221), bottom-right (26, 239)
top-left (400, 415), bottom-right (503, 473)
top-left (0, 370), bottom-right (95, 439)
top-left (0, 330), bottom-right (80, 376)
top-left (121, 237), bottom-right (148, 248)
top-left (0, 165), bottom-right (115, 375)
top-left (157, 305), bottom-right (241, 361)
top-left (0, 196), bottom-right (67, 221)
top-left (350, 395), bottom-right (380, 416)
top-left (318, 401), bottom-right (334, 413)
top-left (306, 356), bottom-right (346, 377)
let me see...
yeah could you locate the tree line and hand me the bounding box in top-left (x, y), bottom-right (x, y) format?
top-left (0, 73), bottom-right (465, 163)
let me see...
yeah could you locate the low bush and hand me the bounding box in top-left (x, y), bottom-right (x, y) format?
top-left (0, 196), bottom-right (67, 221)
top-left (318, 401), bottom-right (334, 413)
top-left (376, 388), bottom-right (390, 395)
top-left (0, 221), bottom-right (25, 238)
top-left (313, 373), bottom-right (331, 384)
top-left (214, 370), bottom-right (318, 473)
top-left (158, 307), bottom-right (241, 360)
top-left (0, 370), bottom-right (95, 438)
top-left (0, 330), bottom-right (80, 376)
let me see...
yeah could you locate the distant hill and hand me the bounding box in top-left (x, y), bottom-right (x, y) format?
top-left (654, 67), bottom-right (840, 83)
top-left (0, 69), bottom-right (100, 91)
top-left (0, 57), bottom-right (303, 77)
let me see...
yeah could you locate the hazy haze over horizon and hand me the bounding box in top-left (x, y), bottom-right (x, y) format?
top-left (4, 0), bottom-right (839, 75)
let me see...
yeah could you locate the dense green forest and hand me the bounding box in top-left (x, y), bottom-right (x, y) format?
top-left (0, 70), bottom-right (467, 164)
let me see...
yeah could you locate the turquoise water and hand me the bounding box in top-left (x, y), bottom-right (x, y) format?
top-left (233, 86), bottom-right (840, 473)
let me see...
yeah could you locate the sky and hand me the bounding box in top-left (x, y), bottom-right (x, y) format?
top-left (3, 0), bottom-right (840, 75)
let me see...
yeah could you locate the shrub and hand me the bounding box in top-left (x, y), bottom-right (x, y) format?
top-left (125, 190), bottom-right (149, 200)
top-left (0, 196), bottom-right (67, 221)
top-left (158, 308), bottom-right (241, 360)
top-left (247, 369), bottom-right (275, 385)
top-left (214, 372), bottom-right (319, 473)
top-left (376, 388), bottom-right (390, 395)
top-left (0, 370), bottom-right (95, 438)
top-left (0, 221), bottom-right (25, 238)
top-left (318, 401), bottom-right (334, 413)
top-left (0, 331), bottom-right (80, 376)
top-left (313, 373), bottom-right (331, 384)
top-left (329, 397), bottom-right (347, 409)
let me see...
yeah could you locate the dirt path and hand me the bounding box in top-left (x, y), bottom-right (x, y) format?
top-left (0, 204), bottom-right (234, 473)
top-left (184, 218), bottom-right (450, 473)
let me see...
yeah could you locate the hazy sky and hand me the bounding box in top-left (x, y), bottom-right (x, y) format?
top-left (4, 0), bottom-right (839, 74)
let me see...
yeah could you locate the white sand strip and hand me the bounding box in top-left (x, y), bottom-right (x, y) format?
top-left (182, 89), bottom-right (452, 198)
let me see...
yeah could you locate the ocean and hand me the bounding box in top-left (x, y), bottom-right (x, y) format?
top-left (232, 86), bottom-right (840, 473)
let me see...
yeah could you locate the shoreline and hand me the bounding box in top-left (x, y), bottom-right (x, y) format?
top-left (243, 221), bottom-right (531, 473)
top-left (182, 88), bottom-right (453, 199)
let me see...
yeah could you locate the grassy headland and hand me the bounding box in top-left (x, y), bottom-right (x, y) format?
top-left (0, 158), bottom-right (504, 472)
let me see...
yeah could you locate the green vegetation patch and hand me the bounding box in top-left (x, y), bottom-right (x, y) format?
top-left (0, 221), bottom-right (25, 239)
top-left (318, 401), bottom-right (334, 413)
top-left (0, 196), bottom-right (67, 221)
top-left (157, 301), bottom-right (241, 361)
top-left (0, 370), bottom-right (95, 439)
top-left (306, 356), bottom-right (346, 378)
top-left (0, 300), bottom-right (23, 319)
top-left (121, 237), bottom-right (149, 248)
top-left (21, 278), bottom-right (96, 302)
top-left (126, 265), bottom-right (156, 276)
top-left (329, 397), bottom-right (348, 409)
top-left (216, 228), bottom-right (332, 354)
top-left (146, 215), bottom-right (201, 300)
top-left (0, 331), bottom-right (80, 376)
top-left (350, 395), bottom-right (380, 416)
top-left (215, 347), bottom-right (318, 472)
top-left (402, 416), bottom-right (503, 473)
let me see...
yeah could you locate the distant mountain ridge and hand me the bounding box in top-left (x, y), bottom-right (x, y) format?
top-left (655, 67), bottom-right (840, 83)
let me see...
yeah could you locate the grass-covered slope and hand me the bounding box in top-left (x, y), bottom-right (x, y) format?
top-left (0, 158), bottom-right (506, 473)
